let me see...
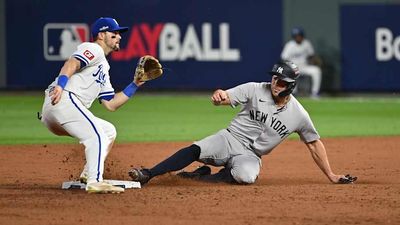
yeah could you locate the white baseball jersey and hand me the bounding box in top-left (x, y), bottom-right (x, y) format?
top-left (226, 82), bottom-right (320, 156)
top-left (47, 42), bottom-right (115, 108)
top-left (281, 39), bottom-right (314, 67)
top-left (42, 42), bottom-right (118, 184)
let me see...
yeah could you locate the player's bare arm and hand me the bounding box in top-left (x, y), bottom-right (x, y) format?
top-left (100, 92), bottom-right (130, 112)
top-left (306, 139), bottom-right (346, 183)
top-left (101, 79), bottom-right (145, 112)
top-left (101, 55), bottom-right (161, 112)
top-left (50, 57), bottom-right (80, 105)
top-left (211, 89), bottom-right (231, 105)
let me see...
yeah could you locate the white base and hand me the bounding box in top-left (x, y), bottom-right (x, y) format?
top-left (62, 180), bottom-right (141, 189)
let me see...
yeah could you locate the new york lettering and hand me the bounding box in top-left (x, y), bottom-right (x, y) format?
top-left (249, 110), bottom-right (268, 123)
top-left (249, 110), bottom-right (290, 139)
top-left (270, 117), bottom-right (290, 139)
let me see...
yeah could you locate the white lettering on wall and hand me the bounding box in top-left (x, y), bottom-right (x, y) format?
top-left (376, 27), bottom-right (400, 61)
top-left (160, 23), bottom-right (241, 61)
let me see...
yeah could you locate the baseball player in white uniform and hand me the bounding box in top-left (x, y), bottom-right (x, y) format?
top-left (128, 60), bottom-right (357, 185)
top-left (41, 17), bottom-right (144, 193)
top-left (281, 27), bottom-right (322, 98)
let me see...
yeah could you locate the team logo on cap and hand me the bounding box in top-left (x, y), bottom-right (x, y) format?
top-left (99, 26), bottom-right (109, 31)
top-left (43, 23), bottom-right (89, 61)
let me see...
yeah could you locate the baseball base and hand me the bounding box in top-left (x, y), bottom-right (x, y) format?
top-left (62, 180), bottom-right (141, 189)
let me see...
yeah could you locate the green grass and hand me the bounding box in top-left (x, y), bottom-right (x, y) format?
top-left (0, 93), bottom-right (399, 145)
top-left (299, 97), bottom-right (400, 137)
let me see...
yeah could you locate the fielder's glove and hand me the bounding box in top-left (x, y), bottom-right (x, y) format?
top-left (338, 174), bottom-right (357, 184)
top-left (134, 55), bottom-right (163, 82)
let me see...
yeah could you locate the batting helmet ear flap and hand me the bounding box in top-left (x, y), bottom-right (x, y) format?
top-left (278, 82), bottom-right (297, 97)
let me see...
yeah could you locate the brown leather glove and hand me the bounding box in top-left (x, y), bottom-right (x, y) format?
top-left (134, 55), bottom-right (163, 82)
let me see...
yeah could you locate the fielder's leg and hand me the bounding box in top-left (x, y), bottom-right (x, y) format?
top-left (301, 65), bottom-right (322, 97)
top-left (80, 118), bottom-right (117, 183)
top-left (41, 91), bottom-right (123, 193)
top-left (62, 116), bottom-right (110, 184)
top-left (60, 93), bottom-right (113, 184)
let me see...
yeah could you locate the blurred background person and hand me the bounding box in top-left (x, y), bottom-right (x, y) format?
top-left (281, 27), bottom-right (322, 98)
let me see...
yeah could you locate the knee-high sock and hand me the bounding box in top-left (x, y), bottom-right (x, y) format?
top-left (149, 144), bottom-right (200, 177)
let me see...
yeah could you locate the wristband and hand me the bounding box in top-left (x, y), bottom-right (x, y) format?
top-left (122, 82), bottom-right (138, 98)
top-left (57, 75), bottom-right (69, 89)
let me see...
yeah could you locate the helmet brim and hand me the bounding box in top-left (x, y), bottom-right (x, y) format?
top-left (268, 72), bottom-right (296, 83)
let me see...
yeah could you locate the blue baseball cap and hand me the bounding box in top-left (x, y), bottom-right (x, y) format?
top-left (291, 27), bottom-right (305, 38)
top-left (91, 17), bottom-right (129, 38)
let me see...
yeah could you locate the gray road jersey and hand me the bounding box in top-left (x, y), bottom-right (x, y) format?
top-left (226, 82), bottom-right (320, 156)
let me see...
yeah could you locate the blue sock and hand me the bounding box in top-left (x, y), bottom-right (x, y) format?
top-left (149, 144), bottom-right (201, 177)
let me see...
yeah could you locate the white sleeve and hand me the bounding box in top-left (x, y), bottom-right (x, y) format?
top-left (98, 75), bottom-right (115, 101)
top-left (281, 42), bottom-right (291, 60)
top-left (71, 43), bottom-right (103, 68)
top-left (226, 82), bottom-right (256, 108)
top-left (305, 40), bottom-right (315, 56)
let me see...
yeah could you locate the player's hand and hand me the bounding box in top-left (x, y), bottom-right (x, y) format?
top-left (133, 77), bottom-right (146, 87)
top-left (330, 174), bottom-right (357, 184)
top-left (50, 85), bottom-right (63, 105)
top-left (211, 89), bottom-right (228, 105)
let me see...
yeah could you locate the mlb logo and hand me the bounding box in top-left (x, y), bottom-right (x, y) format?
top-left (43, 23), bottom-right (89, 61)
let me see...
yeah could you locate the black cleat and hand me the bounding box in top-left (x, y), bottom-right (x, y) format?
top-left (128, 168), bottom-right (152, 185)
top-left (338, 174), bottom-right (358, 184)
top-left (177, 165), bottom-right (212, 179)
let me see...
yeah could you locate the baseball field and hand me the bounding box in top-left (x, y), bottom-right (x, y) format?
top-left (1, 92), bottom-right (399, 225)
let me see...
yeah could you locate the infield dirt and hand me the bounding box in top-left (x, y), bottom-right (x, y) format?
top-left (1, 136), bottom-right (399, 225)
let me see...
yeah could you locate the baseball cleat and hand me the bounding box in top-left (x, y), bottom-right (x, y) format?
top-left (128, 168), bottom-right (151, 184)
top-left (177, 165), bottom-right (212, 179)
top-left (86, 181), bottom-right (124, 194)
top-left (338, 174), bottom-right (358, 184)
top-left (79, 176), bottom-right (87, 184)
top-left (79, 170), bottom-right (88, 184)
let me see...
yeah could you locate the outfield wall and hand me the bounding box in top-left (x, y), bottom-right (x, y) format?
top-left (4, 0), bottom-right (282, 90)
top-left (0, 0), bottom-right (5, 88)
top-left (1, 0), bottom-right (399, 92)
top-left (283, 0), bottom-right (400, 93)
